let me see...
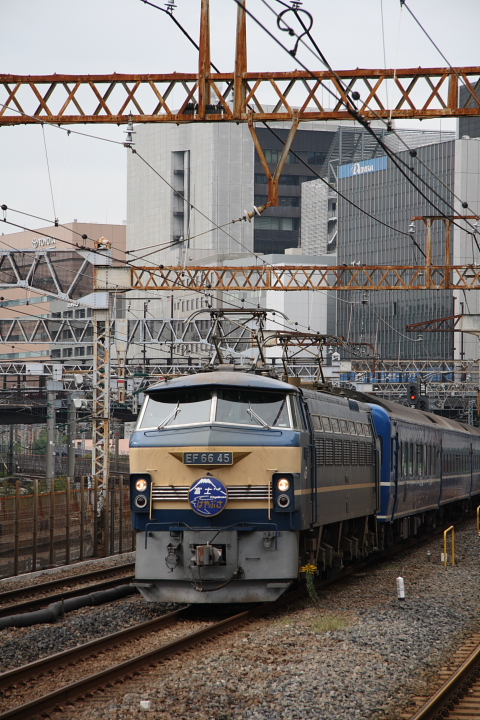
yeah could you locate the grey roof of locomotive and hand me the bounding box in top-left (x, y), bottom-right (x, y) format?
top-left (144, 372), bottom-right (480, 438)
top-left (145, 371), bottom-right (296, 395)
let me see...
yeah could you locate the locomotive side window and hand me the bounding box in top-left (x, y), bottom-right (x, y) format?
top-left (363, 423), bottom-right (372, 438)
top-left (348, 421), bottom-right (356, 435)
top-left (322, 417), bottom-right (332, 433)
top-left (331, 418), bottom-right (340, 433)
top-left (311, 414), bottom-right (322, 432)
top-left (339, 419), bottom-right (348, 434)
top-left (139, 388), bottom-right (212, 429)
top-left (216, 389), bottom-right (291, 428)
top-left (289, 396), bottom-right (304, 430)
top-left (355, 422), bottom-right (363, 436)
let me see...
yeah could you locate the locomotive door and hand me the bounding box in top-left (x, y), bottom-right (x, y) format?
top-left (302, 398), bottom-right (317, 526)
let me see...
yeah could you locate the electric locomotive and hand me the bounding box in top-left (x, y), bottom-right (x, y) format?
top-left (129, 370), bottom-right (378, 603)
top-left (129, 370), bottom-right (480, 604)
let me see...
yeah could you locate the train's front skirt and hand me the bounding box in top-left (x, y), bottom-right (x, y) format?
top-left (134, 528), bottom-right (298, 604)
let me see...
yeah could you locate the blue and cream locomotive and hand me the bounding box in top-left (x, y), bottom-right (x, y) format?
top-left (129, 370), bottom-right (480, 603)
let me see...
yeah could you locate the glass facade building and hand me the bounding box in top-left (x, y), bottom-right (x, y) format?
top-left (337, 141), bottom-right (457, 360)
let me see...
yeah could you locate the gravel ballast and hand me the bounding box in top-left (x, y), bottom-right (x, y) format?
top-left (1, 519), bottom-right (479, 720)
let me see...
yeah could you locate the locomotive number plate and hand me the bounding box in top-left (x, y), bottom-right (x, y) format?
top-left (183, 452), bottom-right (233, 466)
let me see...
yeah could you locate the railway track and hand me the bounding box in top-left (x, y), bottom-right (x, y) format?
top-left (0, 606), bottom-right (263, 719)
top-left (0, 577), bottom-right (315, 720)
top-left (0, 562), bottom-right (135, 619)
top-left (0, 521), bottom-right (474, 720)
top-left (0, 530), bottom-right (443, 720)
top-left (409, 633), bottom-right (480, 720)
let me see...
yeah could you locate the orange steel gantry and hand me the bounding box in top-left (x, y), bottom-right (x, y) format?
top-left (1, 0), bottom-right (479, 207)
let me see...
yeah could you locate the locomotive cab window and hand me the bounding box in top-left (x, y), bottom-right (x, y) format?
top-left (139, 387), bottom-right (296, 430)
top-left (139, 388), bottom-right (212, 429)
top-left (216, 388), bottom-right (292, 428)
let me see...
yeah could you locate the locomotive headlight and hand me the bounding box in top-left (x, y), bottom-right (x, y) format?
top-left (135, 478), bottom-right (148, 492)
top-left (277, 477), bottom-right (290, 492)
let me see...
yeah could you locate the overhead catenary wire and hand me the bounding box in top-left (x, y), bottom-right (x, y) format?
top-left (41, 125), bottom-right (57, 224)
top-left (0, 1), bottom-right (442, 352)
top-left (254, 0), bottom-right (480, 241)
top-left (128, 3), bottom-right (439, 359)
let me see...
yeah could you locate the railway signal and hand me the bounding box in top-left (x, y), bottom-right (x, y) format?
top-left (408, 383), bottom-right (420, 403)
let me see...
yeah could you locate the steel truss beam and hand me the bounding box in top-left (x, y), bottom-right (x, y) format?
top-left (0, 67), bottom-right (479, 126)
top-left (130, 264), bottom-right (480, 291)
top-left (5, 252), bottom-right (480, 293)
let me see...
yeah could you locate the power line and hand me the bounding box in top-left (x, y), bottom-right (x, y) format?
top-left (253, 0), bottom-right (480, 240)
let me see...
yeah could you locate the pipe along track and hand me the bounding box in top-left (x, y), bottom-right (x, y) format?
top-left (0, 581), bottom-right (317, 720)
top-left (0, 520), bottom-right (474, 719)
top-left (0, 563), bottom-right (135, 619)
top-left (409, 633), bottom-right (480, 720)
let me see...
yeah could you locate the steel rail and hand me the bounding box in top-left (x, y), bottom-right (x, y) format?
top-left (409, 639), bottom-right (480, 720)
top-left (0, 516), bottom-right (473, 720)
top-left (0, 605), bottom-right (273, 720)
top-left (0, 607), bottom-right (187, 692)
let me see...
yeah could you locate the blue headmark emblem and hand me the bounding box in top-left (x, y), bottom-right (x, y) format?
top-left (189, 476), bottom-right (228, 517)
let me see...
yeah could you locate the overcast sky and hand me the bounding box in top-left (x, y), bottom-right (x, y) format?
top-left (1, 0), bottom-right (478, 236)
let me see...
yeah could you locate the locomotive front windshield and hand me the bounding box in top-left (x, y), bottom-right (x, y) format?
top-left (138, 387), bottom-right (295, 429)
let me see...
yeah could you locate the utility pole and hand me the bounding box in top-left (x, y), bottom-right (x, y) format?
top-left (67, 396), bottom-right (76, 482)
top-left (7, 425), bottom-right (14, 475)
top-left (46, 379), bottom-right (56, 488)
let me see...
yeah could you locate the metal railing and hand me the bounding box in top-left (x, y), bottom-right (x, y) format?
top-left (0, 476), bottom-right (134, 578)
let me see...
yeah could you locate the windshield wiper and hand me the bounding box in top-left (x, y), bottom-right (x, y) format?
top-left (247, 404), bottom-right (270, 429)
top-left (158, 402), bottom-right (181, 430)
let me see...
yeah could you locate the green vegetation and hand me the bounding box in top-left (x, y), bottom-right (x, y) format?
top-left (311, 615), bottom-right (350, 633)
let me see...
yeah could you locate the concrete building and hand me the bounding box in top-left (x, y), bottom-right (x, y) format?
top-left (300, 180), bottom-right (329, 255)
top-left (459, 85), bottom-right (480, 140)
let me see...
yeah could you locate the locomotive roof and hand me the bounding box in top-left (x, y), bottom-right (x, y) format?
top-left (145, 371), bottom-right (296, 395)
